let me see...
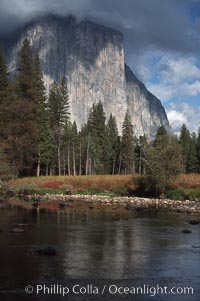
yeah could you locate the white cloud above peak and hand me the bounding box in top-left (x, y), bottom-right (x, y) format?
top-left (166, 102), bottom-right (200, 134)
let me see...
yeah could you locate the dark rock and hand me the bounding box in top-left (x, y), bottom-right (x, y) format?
top-left (31, 246), bottom-right (57, 256)
top-left (10, 228), bottom-right (26, 233)
top-left (58, 202), bottom-right (66, 209)
top-left (13, 223), bottom-right (28, 227)
top-left (182, 229), bottom-right (192, 234)
top-left (192, 245), bottom-right (200, 248)
top-left (32, 202), bottom-right (40, 208)
top-left (188, 220), bottom-right (200, 225)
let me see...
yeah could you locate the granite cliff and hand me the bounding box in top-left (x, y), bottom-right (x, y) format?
top-left (4, 15), bottom-right (171, 138)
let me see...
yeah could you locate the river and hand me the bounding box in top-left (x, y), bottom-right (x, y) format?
top-left (0, 201), bottom-right (199, 300)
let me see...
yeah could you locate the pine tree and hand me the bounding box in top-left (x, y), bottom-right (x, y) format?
top-left (0, 48), bottom-right (9, 104)
top-left (154, 125), bottom-right (168, 146)
top-left (0, 48), bottom-right (10, 137)
top-left (87, 102), bottom-right (109, 174)
top-left (135, 135), bottom-right (149, 174)
top-left (71, 121), bottom-right (79, 176)
top-left (79, 125), bottom-right (90, 175)
top-left (15, 38), bottom-right (34, 100)
top-left (32, 53), bottom-right (53, 176)
top-left (187, 132), bottom-right (198, 173)
top-left (121, 110), bottom-right (135, 174)
top-left (48, 77), bottom-right (70, 175)
top-left (179, 124), bottom-right (191, 173)
top-left (197, 128), bottom-right (200, 172)
top-left (107, 114), bottom-right (119, 174)
top-left (0, 142), bottom-right (13, 181)
top-left (4, 39), bottom-right (40, 176)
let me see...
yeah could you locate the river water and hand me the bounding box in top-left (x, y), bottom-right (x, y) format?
top-left (0, 201), bottom-right (199, 301)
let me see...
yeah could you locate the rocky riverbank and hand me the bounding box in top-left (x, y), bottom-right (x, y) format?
top-left (19, 194), bottom-right (200, 214)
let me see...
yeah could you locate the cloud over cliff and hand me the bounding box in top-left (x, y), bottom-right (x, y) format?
top-left (1, 0), bottom-right (200, 132)
top-left (1, 0), bottom-right (200, 55)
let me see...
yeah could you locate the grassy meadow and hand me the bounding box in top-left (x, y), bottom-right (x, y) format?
top-left (8, 173), bottom-right (200, 200)
top-left (9, 175), bottom-right (135, 197)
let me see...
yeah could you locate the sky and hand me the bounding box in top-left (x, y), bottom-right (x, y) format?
top-left (0, 0), bottom-right (200, 133)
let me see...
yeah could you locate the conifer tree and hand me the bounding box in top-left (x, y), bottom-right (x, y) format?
top-left (5, 39), bottom-right (40, 176)
top-left (32, 53), bottom-right (53, 176)
top-left (0, 48), bottom-right (9, 104)
top-left (197, 128), bottom-right (200, 172)
top-left (0, 48), bottom-right (10, 135)
top-left (48, 77), bottom-right (70, 175)
top-left (135, 135), bottom-right (149, 174)
top-left (154, 125), bottom-right (168, 146)
top-left (107, 114), bottom-right (119, 174)
top-left (121, 110), bottom-right (135, 174)
top-left (87, 102), bottom-right (109, 174)
top-left (187, 132), bottom-right (198, 173)
top-left (179, 124), bottom-right (191, 173)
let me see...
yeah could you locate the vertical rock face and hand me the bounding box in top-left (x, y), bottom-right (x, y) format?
top-left (125, 65), bottom-right (171, 137)
top-left (4, 15), bottom-right (171, 137)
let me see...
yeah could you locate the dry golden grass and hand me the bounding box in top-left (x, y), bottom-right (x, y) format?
top-left (9, 173), bottom-right (200, 195)
top-left (171, 173), bottom-right (200, 189)
top-left (9, 174), bottom-right (138, 193)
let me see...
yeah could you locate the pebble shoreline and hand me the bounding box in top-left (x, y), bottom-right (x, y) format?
top-left (21, 194), bottom-right (200, 214)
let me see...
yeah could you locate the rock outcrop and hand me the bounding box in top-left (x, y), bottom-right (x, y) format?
top-left (3, 15), bottom-right (171, 138)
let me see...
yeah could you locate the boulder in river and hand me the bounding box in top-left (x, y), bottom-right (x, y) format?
top-left (12, 223), bottom-right (28, 227)
top-left (182, 229), bottom-right (192, 234)
top-left (32, 202), bottom-right (40, 208)
top-left (58, 202), bottom-right (73, 209)
top-left (188, 220), bottom-right (200, 225)
top-left (31, 246), bottom-right (57, 256)
top-left (10, 228), bottom-right (26, 233)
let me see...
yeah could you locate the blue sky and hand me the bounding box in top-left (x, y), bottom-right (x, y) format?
top-left (123, 1), bottom-right (200, 134)
top-left (132, 49), bottom-right (200, 134)
top-left (0, 0), bottom-right (200, 133)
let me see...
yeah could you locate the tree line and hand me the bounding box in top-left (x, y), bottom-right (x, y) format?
top-left (0, 39), bottom-right (200, 180)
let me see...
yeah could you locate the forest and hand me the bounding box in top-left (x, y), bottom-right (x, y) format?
top-left (0, 39), bottom-right (200, 188)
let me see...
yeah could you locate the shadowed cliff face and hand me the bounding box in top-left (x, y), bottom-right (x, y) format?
top-left (3, 15), bottom-right (171, 137)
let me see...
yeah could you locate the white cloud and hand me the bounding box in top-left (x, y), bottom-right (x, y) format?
top-left (133, 51), bottom-right (200, 102)
top-left (182, 81), bottom-right (200, 96)
top-left (147, 83), bottom-right (176, 102)
top-left (166, 102), bottom-right (200, 134)
top-left (159, 57), bottom-right (200, 85)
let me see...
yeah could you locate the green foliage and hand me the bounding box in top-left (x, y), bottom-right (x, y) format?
top-left (48, 79), bottom-right (70, 135)
top-left (0, 47), bottom-right (9, 104)
top-left (1, 39), bottom-right (40, 176)
top-left (179, 123), bottom-right (191, 172)
top-left (107, 114), bottom-right (120, 174)
top-left (121, 110), bottom-right (135, 174)
top-left (0, 143), bottom-right (14, 180)
top-left (166, 188), bottom-right (200, 201)
top-left (32, 53), bottom-right (54, 175)
top-left (145, 130), bottom-right (183, 196)
top-left (197, 128), bottom-right (200, 172)
top-left (134, 135), bottom-right (149, 174)
top-left (48, 77), bottom-right (70, 175)
top-left (1, 39), bottom-right (200, 184)
top-left (87, 102), bottom-right (109, 174)
top-left (187, 132), bottom-right (199, 173)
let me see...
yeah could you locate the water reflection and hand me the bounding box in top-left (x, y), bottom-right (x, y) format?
top-left (0, 203), bottom-right (199, 300)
